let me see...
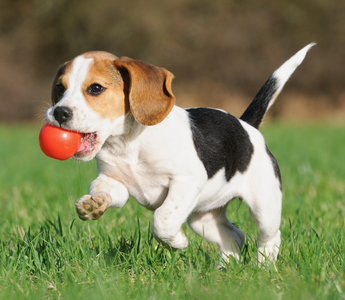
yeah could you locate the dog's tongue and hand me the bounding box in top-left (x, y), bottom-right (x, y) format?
top-left (77, 140), bottom-right (89, 152)
top-left (76, 134), bottom-right (93, 153)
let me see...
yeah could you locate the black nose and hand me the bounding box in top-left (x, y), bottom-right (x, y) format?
top-left (53, 106), bottom-right (73, 126)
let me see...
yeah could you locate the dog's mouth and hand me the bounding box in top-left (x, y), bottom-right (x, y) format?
top-left (75, 132), bottom-right (98, 155)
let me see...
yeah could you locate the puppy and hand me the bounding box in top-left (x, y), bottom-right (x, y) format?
top-left (45, 44), bottom-right (314, 263)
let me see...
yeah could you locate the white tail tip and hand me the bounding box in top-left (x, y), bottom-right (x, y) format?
top-left (273, 42), bottom-right (316, 85)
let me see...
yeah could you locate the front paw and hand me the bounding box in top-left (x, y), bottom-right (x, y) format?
top-left (75, 193), bottom-right (111, 221)
top-left (154, 230), bottom-right (189, 250)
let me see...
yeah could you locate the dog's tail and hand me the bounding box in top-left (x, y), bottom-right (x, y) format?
top-left (240, 43), bottom-right (315, 128)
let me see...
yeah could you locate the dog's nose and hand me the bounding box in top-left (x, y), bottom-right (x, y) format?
top-left (53, 106), bottom-right (73, 126)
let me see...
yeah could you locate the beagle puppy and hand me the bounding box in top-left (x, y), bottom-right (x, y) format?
top-left (45, 44), bottom-right (314, 263)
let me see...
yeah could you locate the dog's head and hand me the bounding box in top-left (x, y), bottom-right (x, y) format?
top-left (45, 51), bottom-right (175, 161)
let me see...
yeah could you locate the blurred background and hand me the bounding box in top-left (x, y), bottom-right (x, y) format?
top-left (0, 0), bottom-right (344, 122)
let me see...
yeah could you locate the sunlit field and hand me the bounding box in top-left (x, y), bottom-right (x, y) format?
top-left (0, 123), bottom-right (344, 299)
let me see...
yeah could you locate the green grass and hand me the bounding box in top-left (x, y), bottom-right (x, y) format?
top-left (0, 122), bottom-right (344, 299)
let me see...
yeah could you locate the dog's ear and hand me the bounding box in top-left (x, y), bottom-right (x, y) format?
top-left (51, 61), bottom-right (70, 105)
top-left (114, 57), bottom-right (175, 126)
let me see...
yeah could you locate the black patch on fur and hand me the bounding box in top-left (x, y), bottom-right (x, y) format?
top-left (51, 62), bottom-right (69, 105)
top-left (240, 76), bottom-right (277, 129)
top-left (265, 145), bottom-right (282, 190)
top-left (187, 108), bottom-right (254, 181)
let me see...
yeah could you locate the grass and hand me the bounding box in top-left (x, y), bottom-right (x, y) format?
top-left (0, 122), bottom-right (344, 299)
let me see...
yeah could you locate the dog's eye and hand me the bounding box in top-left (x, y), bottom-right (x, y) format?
top-left (56, 83), bottom-right (65, 98)
top-left (87, 83), bottom-right (106, 96)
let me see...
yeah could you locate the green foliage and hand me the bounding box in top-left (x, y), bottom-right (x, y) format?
top-left (0, 123), bottom-right (344, 299)
top-left (1, 0), bottom-right (344, 98)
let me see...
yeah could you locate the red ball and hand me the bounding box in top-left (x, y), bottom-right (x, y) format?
top-left (39, 123), bottom-right (81, 160)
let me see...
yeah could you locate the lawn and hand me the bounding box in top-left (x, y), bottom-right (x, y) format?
top-left (0, 122), bottom-right (344, 299)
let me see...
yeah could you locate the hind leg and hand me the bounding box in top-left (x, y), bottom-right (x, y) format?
top-left (188, 205), bottom-right (245, 263)
top-left (246, 184), bottom-right (282, 263)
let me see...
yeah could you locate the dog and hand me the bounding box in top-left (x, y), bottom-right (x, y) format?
top-left (45, 44), bottom-right (314, 264)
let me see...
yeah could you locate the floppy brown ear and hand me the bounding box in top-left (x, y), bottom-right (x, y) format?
top-left (114, 57), bottom-right (175, 126)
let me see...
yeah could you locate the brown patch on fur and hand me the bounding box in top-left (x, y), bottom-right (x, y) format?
top-left (52, 51), bottom-right (128, 120)
top-left (83, 51), bottom-right (118, 61)
top-left (81, 52), bottom-right (128, 119)
top-left (52, 51), bottom-right (174, 122)
top-left (114, 57), bottom-right (175, 126)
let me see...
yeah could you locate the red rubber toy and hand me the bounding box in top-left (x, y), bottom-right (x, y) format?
top-left (39, 123), bottom-right (81, 160)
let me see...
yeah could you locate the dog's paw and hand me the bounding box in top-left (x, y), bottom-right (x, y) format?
top-left (257, 231), bottom-right (281, 263)
top-left (75, 193), bottom-right (111, 221)
top-left (170, 230), bottom-right (189, 249)
top-left (154, 230), bottom-right (189, 250)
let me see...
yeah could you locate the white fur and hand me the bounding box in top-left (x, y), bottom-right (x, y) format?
top-left (267, 43), bottom-right (315, 109)
top-left (45, 45), bottom-right (312, 264)
top-left (92, 107), bottom-right (282, 262)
